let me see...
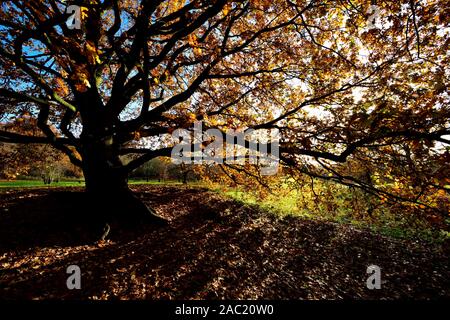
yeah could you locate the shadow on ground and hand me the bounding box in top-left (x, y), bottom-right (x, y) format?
top-left (0, 186), bottom-right (448, 299)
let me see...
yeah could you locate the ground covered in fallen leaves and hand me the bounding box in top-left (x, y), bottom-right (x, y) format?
top-left (0, 185), bottom-right (448, 300)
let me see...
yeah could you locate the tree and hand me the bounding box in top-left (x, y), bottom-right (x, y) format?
top-left (0, 1), bottom-right (448, 226)
top-left (178, 163), bottom-right (195, 184)
top-left (0, 115), bottom-right (82, 180)
top-left (140, 157), bottom-right (167, 182)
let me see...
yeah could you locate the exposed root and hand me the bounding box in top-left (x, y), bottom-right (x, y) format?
top-left (100, 223), bottom-right (111, 241)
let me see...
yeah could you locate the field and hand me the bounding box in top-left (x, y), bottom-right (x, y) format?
top-left (0, 179), bottom-right (188, 188)
top-left (0, 185), bottom-right (449, 299)
top-left (0, 179), bottom-right (85, 188)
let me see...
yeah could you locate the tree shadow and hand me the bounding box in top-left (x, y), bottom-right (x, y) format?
top-left (0, 187), bottom-right (337, 299)
top-left (0, 186), bottom-right (448, 299)
top-left (0, 189), bottom-right (169, 251)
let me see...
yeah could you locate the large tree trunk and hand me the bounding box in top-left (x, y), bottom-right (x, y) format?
top-left (80, 138), bottom-right (167, 239)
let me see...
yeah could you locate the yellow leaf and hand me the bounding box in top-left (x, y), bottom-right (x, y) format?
top-left (81, 7), bottom-right (89, 20)
top-left (72, 66), bottom-right (91, 92)
top-left (188, 113), bottom-right (197, 122)
top-left (55, 78), bottom-right (69, 96)
top-left (222, 4), bottom-right (231, 16)
top-left (167, 0), bottom-right (184, 14)
top-left (188, 34), bottom-right (198, 46)
top-left (85, 41), bottom-right (102, 64)
top-left (194, 47), bottom-right (202, 55)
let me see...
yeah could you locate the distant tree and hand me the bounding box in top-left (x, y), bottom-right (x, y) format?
top-left (140, 157), bottom-right (167, 182)
top-left (40, 162), bottom-right (64, 184)
top-left (178, 163), bottom-right (195, 184)
top-left (0, 116), bottom-right (81, 180)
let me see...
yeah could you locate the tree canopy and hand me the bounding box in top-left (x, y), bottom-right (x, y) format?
top-left (0, 0), bottom-right (448, 213)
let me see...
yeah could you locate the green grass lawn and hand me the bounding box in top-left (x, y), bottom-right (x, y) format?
top-left (128, 179), bottom-right (183, 186)
top-left (0, 180), bottom-right (85, 188)
top-left (0, 179), bottom-right (194, 188)
top-left (212, 186), bottom-right (449, 243)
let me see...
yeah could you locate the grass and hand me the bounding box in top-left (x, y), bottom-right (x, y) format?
top-left (212, 185), bottom-right (449, 243)
top-left (0, 179), bottom-right (85, 188)
top-left (0, 179), bottom-right (202, 189)
top-left (128, 179), bottom-right (182, 185)
top-left (128, 179), bottom-right (206, 186)
top-left (1, 179), bottom-right (447, 243)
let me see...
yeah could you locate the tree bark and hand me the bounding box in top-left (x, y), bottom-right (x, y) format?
top-left (80, 138), bottom-right (167, 238)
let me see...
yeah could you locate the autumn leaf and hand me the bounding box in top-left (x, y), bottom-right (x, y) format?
top-left (55, 78), bottom-right (69, 96)
top-left (194, 47), bottom-right (203, 55)
top-left (222, 4), bottom-right (230, 16)
top-left (81, 7), bottom-right (89, 20)
top-left (187, 34), bottom-right (198, 47)
top-left (85, 41), bottom-right (102, 65)
top-left (71, 65), bottom-right (91, 92)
